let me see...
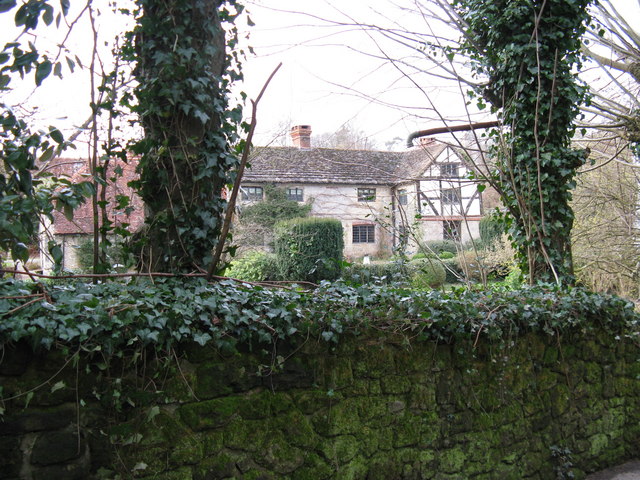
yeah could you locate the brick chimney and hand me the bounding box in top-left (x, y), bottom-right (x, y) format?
top-left (290, 125), bottom-right (312, 149)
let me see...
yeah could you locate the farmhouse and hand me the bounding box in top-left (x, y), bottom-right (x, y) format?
top-left (241, 125), bottom-right (490, 259)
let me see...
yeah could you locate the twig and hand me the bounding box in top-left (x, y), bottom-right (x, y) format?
top-left (206, 62), bottom-right (283, 280)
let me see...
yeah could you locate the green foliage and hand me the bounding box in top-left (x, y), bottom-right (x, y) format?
top-left (274, 217), bottom-right (344, 283)
top-left (454, 0), bottom-right (592, 284)
top-left (421, 240), bottom-right (458, 256)
top-left (442, 257), bottom-right (463, 284)
top-left (0, 2), bottom-right (93, 264)
top-left (479, 214), bottom-right (502, 247)
top-left (0, 278), bottom-right (636, 354)
top-left (438, 251), bottom-right (455, 260)
top-left (123, 0), bottom-right (246, 272)
top-left (240, 184), bottom-right (311, 229)
top-left (408, 258), bottom-right (446, 289)
top-left (76, 239), bottom-right (130, 274)
top-left (224, 250), bottom-right (277, 282)
top-left (341, 261), bottom-right (409, 285)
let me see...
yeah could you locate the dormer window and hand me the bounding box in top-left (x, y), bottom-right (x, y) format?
top-left (440, 163), bottom-right (460, 178)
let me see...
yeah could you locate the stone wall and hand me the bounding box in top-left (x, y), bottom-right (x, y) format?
top-left (1, 329), bottom-right (638, 479)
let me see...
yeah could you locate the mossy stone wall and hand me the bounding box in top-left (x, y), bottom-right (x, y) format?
top-left (1, 329), bottom-right (639, 479)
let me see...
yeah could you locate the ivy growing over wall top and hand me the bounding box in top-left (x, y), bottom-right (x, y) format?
top-left (0, 278), bottom-right (636, 355)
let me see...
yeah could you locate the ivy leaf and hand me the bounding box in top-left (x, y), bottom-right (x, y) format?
top-left (60, 0), bottom-right (70, 16)
top-left (0, 0), bottom-right (16, 14)
top-left (49, 127), bottom-right (64, 144)
top-left (50, 381), bottom-right (65, 393)
top-left (53, 61), bottom-right (62, 78)
top-left (35, 60), bottom-right (52, 86)
top-left (65, 56), bottom-right (75, 72)
top-left (42, 4), bottom-right (53, 26)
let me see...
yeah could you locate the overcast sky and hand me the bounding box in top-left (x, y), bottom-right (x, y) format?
top-left (2, 0), bottom-right (636, 154)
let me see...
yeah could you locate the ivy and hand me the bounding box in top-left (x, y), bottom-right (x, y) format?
top-left (453, 0), bottom-right (593, 284)
top-left (0, 278), bottom-right (636, 355)
top-left (122, 0), bottom-right (247, 272)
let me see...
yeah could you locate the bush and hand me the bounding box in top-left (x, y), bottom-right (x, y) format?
top-left (441, 257), bottom-right (464, 284)
top-left (479, 213), bottom-right (503, 246)
top-left (408, 258), bottom-right (446, 289)
top-left (421, 240), bottom-right (458, 256)
top-left (439, 251), bottom-right (455, 260)
top-left (224, 251), bottom-right (278, 282)
top-left (274, 217), bottom-right (344, 283)
top-left (456, 250), bottom-right (489, 283)
top-left (342, 261), bottom-right (409, 285)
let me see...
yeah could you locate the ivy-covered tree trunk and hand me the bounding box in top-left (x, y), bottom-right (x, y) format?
top-left (455, 0), bottom-right (591, 284)
top-left (131, 0), bottom-right (242, 272)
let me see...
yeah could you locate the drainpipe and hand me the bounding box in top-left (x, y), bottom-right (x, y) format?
top-left (406, 121), bottom-right (500, 148)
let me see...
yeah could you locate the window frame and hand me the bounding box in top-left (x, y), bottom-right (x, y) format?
top-left (241, 186), bottom-right (264, 202)
top-left (352, 224), bottom-right (376, 243)
top-left (286, 187), bottom-right (304, 202)
top-left (357, 187), bottom-right (377, 202)
top-left (397, 189), bottom-right (408, 206)
top-left (441, 187), bottom-right (461, 206)
top-left (440, 163), bottom-right (460, 178)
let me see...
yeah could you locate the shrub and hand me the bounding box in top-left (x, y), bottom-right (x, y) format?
top-left (479, 213), bottom-right (503, 246)
top-left (408, 258), bottom-right (446, 289)
top-left (274, 217), bottom-right (344, 283)
top-left (421, 240), bottom-right (458, 256)
top-left (342, 261), bottom-right (409, 285)
top-left (224, 251), bottom-right (278, 282)
top-left (439, 251), bottom-right (455, 260)
top-left (456, 250), bottom-right (488, 283)
top-left (441, 257), bottom-right (463, 283)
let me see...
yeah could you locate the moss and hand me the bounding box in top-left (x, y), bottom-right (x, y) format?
top-left (259, 432), bottom-right (304, 474)
top-left (178, 397), bottom-right (242, 431)
top-left (380, 375), bottom-right (412, 394)
top-left (222, 418), bottom-right (265, 451)
top-left (543, 346), bottom-right (559, 365)
top-left (439, 447), bottom-right (466, 473)
top-left (321, 435), bottom-right (359, 465)
top-left (150, 467), bottom-right (193, 479)
top-left (589, 433), bottom-right (609, 456)
top-left (274, 410), bottom-right (319, 449)
top-left (295, 452), bottom-right (332, 480)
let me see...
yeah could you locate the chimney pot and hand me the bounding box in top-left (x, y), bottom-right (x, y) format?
top-left (291, 125), bottom-right (312, 149)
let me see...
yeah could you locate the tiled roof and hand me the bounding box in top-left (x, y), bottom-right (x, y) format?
top-left (46, 158), bottom-right (145, 235)
top-left (243, 142), bottom-right (447, 186)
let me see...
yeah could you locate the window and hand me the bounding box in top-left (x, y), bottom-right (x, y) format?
top-left (441, 188), bottom-right (461, 205)
top-left (357, 187), bottom-right (376, 202)
top-left (440, 163), bottom-right (460, 178)
top-left (443, 220), bottom-right (461, 241)
top-left (353, 224), bottom-right (375, 243)
top-left (398, 189), bottom-right (408, 206)
top-left (286, 187), bottom-right (304, 202)
top-left (241, 186), bottom-right (263, 201)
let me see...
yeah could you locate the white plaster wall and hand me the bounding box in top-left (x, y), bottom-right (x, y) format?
top-left (303, 184), bottom-right (394, 259)
top-left (241, 183), bottom-right (395, 260)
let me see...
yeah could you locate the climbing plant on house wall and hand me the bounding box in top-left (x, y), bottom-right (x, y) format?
top-left (453, 0), bottom-right (592, 284)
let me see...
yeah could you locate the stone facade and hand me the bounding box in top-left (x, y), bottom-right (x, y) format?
top-left (242, 128), bottom-right (489, 260)
top-left (1, 328), bottom-right (638, 479)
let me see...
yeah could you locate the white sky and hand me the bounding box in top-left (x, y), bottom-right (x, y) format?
top-left (1, 0), bottom-right (637, 154)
